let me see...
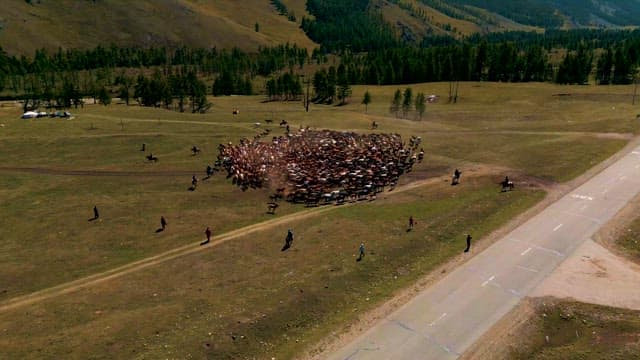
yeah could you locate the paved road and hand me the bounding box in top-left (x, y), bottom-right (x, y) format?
top-left (329, 145), bottom-right (640, 360)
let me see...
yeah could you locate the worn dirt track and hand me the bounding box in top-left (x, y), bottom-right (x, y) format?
top-left (1, 170), bottom-right (495, 313)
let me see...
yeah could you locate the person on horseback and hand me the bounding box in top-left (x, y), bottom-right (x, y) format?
top-left (501, 176), bottom-right (514, 191)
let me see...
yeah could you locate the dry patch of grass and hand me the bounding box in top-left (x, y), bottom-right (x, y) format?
top-left (0, 0), bottom-right (315, 55)
top-left (507, 298), bottom-right (640, 360)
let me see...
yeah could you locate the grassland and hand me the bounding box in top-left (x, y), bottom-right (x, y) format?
top-left (613, 205), bottom-right (640, 262)
top-left (0, 82), bottom-right (637, 358)
top-left (506, 298), bottom-right (640, 359)
top-left (0, 0), bottom-right (316, 55)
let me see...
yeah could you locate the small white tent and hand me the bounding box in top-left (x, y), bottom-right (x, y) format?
top-left (21, 111), bottom-right (38, 119)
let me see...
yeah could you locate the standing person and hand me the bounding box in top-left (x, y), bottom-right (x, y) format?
top-left (358, 243), bottom-right (365, 261)
top-left (408, 216), bottom-right (415, 230)
top-left (160, 216), bottom-right (167, 231)
top-left (286, 229), bottom-right (294, 247)
top-left (201, 227), bottom-right (212, 245)
top-left (464, 234), bottom-right (472, 253)
top-left (452, 168), bottom-right (461, 185)
top-left (282, 229), bottom-right (294, 251)
top-left (93, 206), bottom-right (99, 220)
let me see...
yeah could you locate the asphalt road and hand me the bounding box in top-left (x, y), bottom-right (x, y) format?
top-left (329, 145), bottom-right (640, 360)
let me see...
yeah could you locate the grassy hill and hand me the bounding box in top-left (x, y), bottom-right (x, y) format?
top-left (0, 0), bottom-right (316, 55)
top-left (2, 0), bottom-right (640, 57)
top-left (380, 0), bottom-right (640, 39)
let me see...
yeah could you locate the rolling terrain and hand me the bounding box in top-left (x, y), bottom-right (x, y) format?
top-left (0, 0), bottom-right (315, 55)
top-left (3, 0), bottom-right (640, 56)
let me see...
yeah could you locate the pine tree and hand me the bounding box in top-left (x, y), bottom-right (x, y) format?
top-left (402, 87), bottom-right (413, 118)
top-left (596, 47), bottom-right (614, 85)
top-left (97, 86), bottom-right (111, 105)
top-left (336, 64), bottom-right (351, 105)
top-left (390, 89), bottom-right (401, 118)
top-left (362, 90), bottom-right (371, 113)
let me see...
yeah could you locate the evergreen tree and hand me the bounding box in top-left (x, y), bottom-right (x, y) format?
top-left (613, 46), bottom-right (632, 84)
top-left (390, 89), bottom-right (401, 118)
top-left (97, 86), bottom-right (111, 105)
top-left (326, 66), bottom-right (337, 103)
top-left (116, 74), bottom-right (134, 105)
top-left (597, 47), bottom-right (614, 85)
top-left (336, 64), bottom-right (351, 105)
top-left (402, 87), bottom-right (413, 118)
top-left (362, 90), bottom-right (371, 113)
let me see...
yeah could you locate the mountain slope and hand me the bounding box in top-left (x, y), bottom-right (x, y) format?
top-left (0, 0), bottom-right (316, 55)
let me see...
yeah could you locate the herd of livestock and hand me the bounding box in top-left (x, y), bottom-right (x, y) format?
top-left (213, 128), bottom-right (424, 207)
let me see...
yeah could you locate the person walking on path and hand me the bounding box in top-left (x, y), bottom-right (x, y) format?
top-left (160, 216), bottom-right (167, 231)
top-left (464, 234), bottom-right (472, 253)
top-left (358, 243), bottom-right (365, 261)
top-left (201, 227), bottom-right (212, 245)
top-left (92, 206), bottom-right (99, 220)
top-left (408, 216), bottom-right (415, 231)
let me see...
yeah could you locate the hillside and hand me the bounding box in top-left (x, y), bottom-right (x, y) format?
top-left (2, 0), bottom-right (640, 57)
top-left (380, 0), bottom-right (640, 39)
top-left (0, 0), bottom-right (316, 55)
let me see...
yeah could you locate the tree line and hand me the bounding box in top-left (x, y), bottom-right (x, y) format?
top-left (307, 39), bottom-right (639, 88)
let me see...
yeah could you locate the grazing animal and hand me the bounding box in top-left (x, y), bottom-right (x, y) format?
top-left (267, 202), bottom-right (279, 214)
top-left (191, 146), bottom-right (201, 155)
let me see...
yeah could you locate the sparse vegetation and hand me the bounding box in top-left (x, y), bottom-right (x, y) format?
top-left (508, 299), bottom-right (640, 359)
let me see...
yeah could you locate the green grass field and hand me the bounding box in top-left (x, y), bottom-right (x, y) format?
top-left (0, 81), bottom-right (637, 358)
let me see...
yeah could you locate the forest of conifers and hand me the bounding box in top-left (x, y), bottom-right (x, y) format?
top-left (2, 0), bottom-right (640, 111)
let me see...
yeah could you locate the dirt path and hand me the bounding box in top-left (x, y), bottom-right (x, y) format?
top-left (0, 170), bottom-right (492, 314)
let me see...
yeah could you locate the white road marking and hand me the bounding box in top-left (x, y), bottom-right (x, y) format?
top-left (553, 224), bottom-right (563, 232)
top-left (508, 289), bottom-right (522, 297)
top-left (520, 247), bottom-right (532, 256)
top-left (481, 275), bottom-right (495, 287)
top-left (429, 313), bottom-right (447, 327)
top-left (571, 194), bottom-right (593, 201)
top-left (632, 151), bottom-right (640, 155)
top-left (516, 265), bottom-right (539, 273)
